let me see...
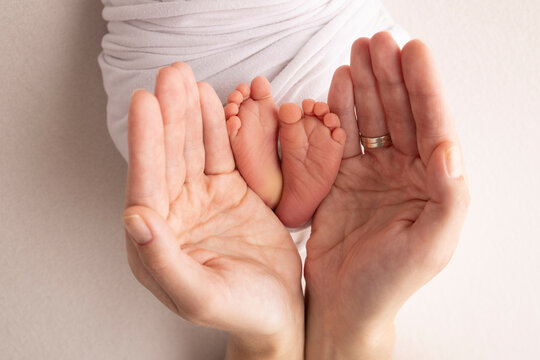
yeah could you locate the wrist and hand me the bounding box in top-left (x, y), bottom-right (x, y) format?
top-left (225, 324), bottom-right (304, 360)
top-left (305, 310), bottom-right (395, 360)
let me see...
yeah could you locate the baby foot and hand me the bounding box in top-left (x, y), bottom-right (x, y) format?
top-left (225, 77), bottom-right (282, 208)
top-left (276, 100), bottom-right (346, 228)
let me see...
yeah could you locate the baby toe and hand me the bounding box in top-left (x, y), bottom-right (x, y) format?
top-left (236, 83), bottom-right (250, 99)
top-left (226, 116), bottom-right (242, 140)
top-left (227, 90), bottom-right (244, 105)
top-left (323, 113), bottom-right (341, 129)
top-left (224, 103), bottom-right (239, 119)
top-left (331, 127), bottom-right (347, 146)
top-left (302, 99), bottom-right (316, 115)
top-left (314, 102), bottom-right (330, 119)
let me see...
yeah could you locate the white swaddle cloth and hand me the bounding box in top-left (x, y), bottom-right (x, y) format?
top-left (98, 0), bottom-right (408, 259)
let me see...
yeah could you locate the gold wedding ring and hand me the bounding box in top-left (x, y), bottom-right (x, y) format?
top-left (360, 134), bottom-right (393, 149)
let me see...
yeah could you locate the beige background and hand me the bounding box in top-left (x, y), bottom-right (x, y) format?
top-left (1, 1), bottom-right (539, 359)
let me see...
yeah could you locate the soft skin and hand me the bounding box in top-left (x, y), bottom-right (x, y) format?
top-left (122, 63), bottom-right (304, 360)
top-left (304, 32), bottom-right (470, 359)
top-left (224, 77), bottom-right (345, 228)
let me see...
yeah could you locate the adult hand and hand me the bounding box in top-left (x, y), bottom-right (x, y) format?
top-left (304, 32), bottom-right (470, 359)
top-left (122, 63), bottom-right (304, 360)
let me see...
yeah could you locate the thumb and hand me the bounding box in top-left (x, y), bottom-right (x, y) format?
top-left (122, 205), bottom-right (210, 320)
top-left (412, 141), bottom-right (471, 267)
top-left (427, 141), bottom-right (470, 208)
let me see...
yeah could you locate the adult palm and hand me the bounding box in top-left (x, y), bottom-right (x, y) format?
top-left (304, 33), bottom-right (470, 348)
top-left (122, 63), bottom-right (303, 342)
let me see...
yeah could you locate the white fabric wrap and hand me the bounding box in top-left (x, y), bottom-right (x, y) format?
top-left (98, 0), bottom-right (408, 258)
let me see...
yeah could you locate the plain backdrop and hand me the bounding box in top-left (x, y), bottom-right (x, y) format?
top-left (1, 1), bottom-right (539, 359)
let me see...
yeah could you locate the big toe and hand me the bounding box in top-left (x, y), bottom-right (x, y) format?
top-left (250, 76), bottom-right (273, 100)
top-left (279, 103), bottom-right (303, 125)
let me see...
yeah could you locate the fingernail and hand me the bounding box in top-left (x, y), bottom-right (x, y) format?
top-left (445, 146), bottom-right (463, 179)
top-left (123, 214), bottom-right (152, 244)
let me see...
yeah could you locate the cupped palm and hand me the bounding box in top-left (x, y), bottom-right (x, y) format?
top-left (123, 63), bottom-right (303, 337)
top-left (304, 33), bottom-right (470, 338)
top-left (306, 148), bottom-right (437, 330)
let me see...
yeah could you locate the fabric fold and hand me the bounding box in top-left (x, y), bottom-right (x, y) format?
top-left (99, 0), bottom-right (408, 161)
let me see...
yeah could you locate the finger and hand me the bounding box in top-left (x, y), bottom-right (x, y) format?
top-left (170, 62), bottom-right (205, 182)
top-left (411, 141), bottom-right (470, 268)
top-left (350, 38), bottom-right (389, 152)
top-left (123, 205), bottom-right (213, 322)
top-left (198, 81), bottom-right (236, 174)
top-left (154, 66), bottom-right (187, 202)
top-left (370, 32), bottom-right (418, 156)
top-left (401, 39), bottom-right (457, 164)
top-left (328, 65), bottom-right (361, 158)
top-left (126, 90), bottom-right (169, 218)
